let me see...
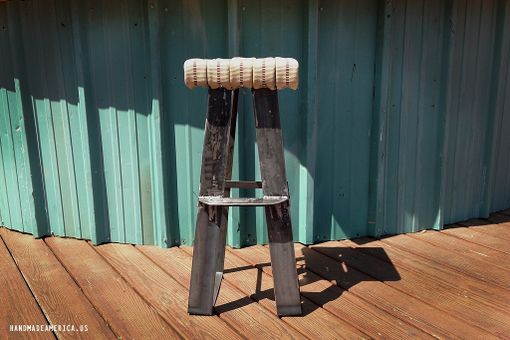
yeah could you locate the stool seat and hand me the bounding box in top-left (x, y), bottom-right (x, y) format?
top-left (183, 57), bottom-right (299, 90)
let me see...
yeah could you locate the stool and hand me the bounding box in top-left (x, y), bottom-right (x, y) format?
top-left (184, 58), bottom-right (301, 316)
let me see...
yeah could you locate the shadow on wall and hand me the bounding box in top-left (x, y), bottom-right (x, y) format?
top-left (0, 0), bottom-right (425, 247)
top-left (0, 0), bottom-right (316, 247)
top-left (0, 0), bottom-right (179, 245)
top-left (1, 0), bottom-right (508, 247)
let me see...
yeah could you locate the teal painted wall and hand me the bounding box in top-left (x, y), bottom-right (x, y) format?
top-left (0, 0), bottom-right (509, 247)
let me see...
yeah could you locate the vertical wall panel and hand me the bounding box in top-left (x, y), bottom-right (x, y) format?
top-left (442, 0), bottom-right (500, 224)
top-left (0, 0), bottom-right (509, 247)
top-left (314, 0), bottom-right (377, 241)
top-left (487, 0), bottom-right (510, 213)
top-left (373, 0), bottom-right (448, 235)
top-left (0, 88), bottom-right (24, 232)
top-left (0, 1), bottom-right (47, 236)
top-left (0, 6), bottom-right (23, 232)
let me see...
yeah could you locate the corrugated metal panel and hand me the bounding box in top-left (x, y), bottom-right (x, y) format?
top-left (0, 0), bottom-right (509, 247)
top-left (442, 0), bottom-right (501, 224)
top-left (371, 0), bottom-right (448, 235)
top-left (487, 0), bottom-right (510, 213)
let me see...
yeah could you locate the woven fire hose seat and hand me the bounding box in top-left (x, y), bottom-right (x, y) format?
top-left (183, 57), bottom-right (299, 90)
top-left (230, 57), bottom-right (256, 89)
top-left (206, 59), bottom-right (232, 90)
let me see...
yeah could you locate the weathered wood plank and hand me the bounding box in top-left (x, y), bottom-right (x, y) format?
top-left (44, 237), bottom-right (177, 338)
top-left (456, 218), bottom-right (510, 240)
top-left (314, 240), bottom-right (510, 337)
top-left (180, 246), bottom-right (366, 339)
top-left (282, 242), bottom-right (495, 338)
top-left (3, 217), bottom-right (510, 339)
top-left (346, 237), bottom-right (510, 312)
top-left (137, 245), bottom-right (305, 339)
top-left (471, 223), bottom-right (510, 242)
top-left (382, 234), bottom-right (510, 289)
top-left (443, 224), bottom-right (510, 246)
top-left (413, 228), bottom-right (510, 260)
top-left (230, 245), bottom-right (437, 339)
top-left (0, 229), bottom-right (114, 339)
top-left (95, 243), bottom-right (241, 339)
top-left (0, 231), bottom-right (53, 340)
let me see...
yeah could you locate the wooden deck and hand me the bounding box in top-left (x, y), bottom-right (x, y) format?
top-left (1, 212), bottom-right (510, 339)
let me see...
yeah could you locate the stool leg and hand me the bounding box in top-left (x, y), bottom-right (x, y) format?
top-left (252, 88), bottom-right (302, 316)
top-left (266, 202), bottom-right (301, 316)
top-left (215, 88), bottom-right (239, 282)
top-left (188, 205), bottom-right (226, 315)
top-left (188, 88), bottom-right (235, 315)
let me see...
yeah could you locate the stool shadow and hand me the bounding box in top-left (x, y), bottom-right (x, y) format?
top-left (215, 246), bottom-right (400, 316)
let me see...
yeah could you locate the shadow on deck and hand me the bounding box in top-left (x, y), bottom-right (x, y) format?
top-left (1, 210), bottom-right (510, 339)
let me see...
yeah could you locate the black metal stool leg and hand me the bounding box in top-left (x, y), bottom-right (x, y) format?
top-left (188, 205), bottom-right (226, 315)
top-left (188, 88), bottom-right (235, 315)
top-left (253, 88), bottom-right (302, 316)
top-left (266, 202), bottom-right (301, 316)
top-left (215, 88), bottom-right (239, 284)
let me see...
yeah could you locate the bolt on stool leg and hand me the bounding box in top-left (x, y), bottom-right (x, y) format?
top-left (188, 88), bottom-right (236, 315)
top-left (253, 88), bottom-right (302, 316)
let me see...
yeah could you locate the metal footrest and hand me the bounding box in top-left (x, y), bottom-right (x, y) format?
top-left (198, 196), bottom-right (288, 207)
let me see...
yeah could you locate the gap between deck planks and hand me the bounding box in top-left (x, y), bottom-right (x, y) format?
top-left (95, 242), bottom-right (243, 339)
top-left (230, 244), bottom-right (493, 339)
top-left (1, 216), bottom-right (509, 339)
top-left (385, 233), bottom-right (510, 289)
top-left (308, 240), bottom-right (510, 338)
top-left (0, 233), bottom-right (53, 340)
top-left (137, 244), bottom-right (306, 339)
top-left (226, 245), bottom-right (434, 339)
top-left (346, 236), bottom-right (510, 312)
top-left (451, 221), bottom-right (510, 244)
top-left (179, 246), bottom-right (369, 339)
top-left (0, 228), bottom-right (114, 340)
top-left (44, 236), bottom-right (178, 339)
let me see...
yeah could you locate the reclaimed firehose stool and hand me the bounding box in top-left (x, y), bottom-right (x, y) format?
top-left (183, 57), bottom-right (302, 316)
